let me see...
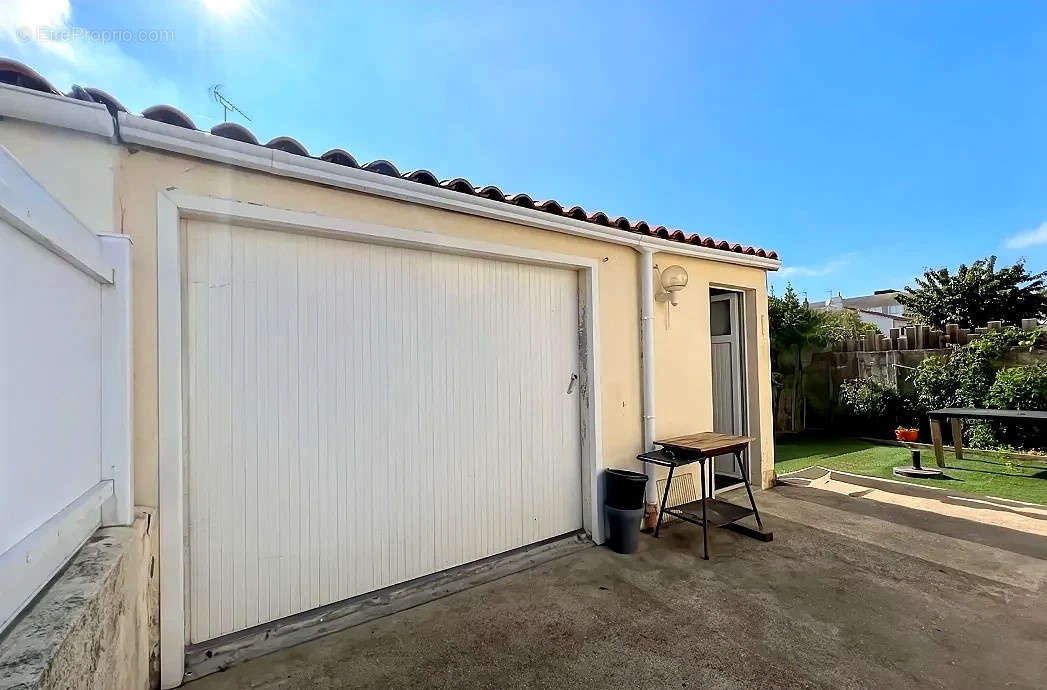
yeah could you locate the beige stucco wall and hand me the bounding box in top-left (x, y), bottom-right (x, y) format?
top-left (0, 118), bottom-right (776, 511)
top-left (651, 255), bottom-right (775, 488)
top-left (0, 119), bottom-right (119, 235)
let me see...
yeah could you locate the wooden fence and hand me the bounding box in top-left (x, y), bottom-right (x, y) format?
top-left (777, 317), bottom-right (1045, 433)
top-left (835, 318), bottom-right (1042, 353)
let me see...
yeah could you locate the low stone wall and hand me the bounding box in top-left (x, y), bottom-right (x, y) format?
top-left (0, 508), bottom-right (158, 690)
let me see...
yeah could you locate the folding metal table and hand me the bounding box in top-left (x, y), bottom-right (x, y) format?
top-left (638, 432), bottom-right (771, 559)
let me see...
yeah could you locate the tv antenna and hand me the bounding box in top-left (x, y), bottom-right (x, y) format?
top-left (208, 84), bottom-right (251, 123)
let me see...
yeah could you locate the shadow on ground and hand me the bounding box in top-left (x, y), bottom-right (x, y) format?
top-left (188, 490), bottom-right (1047, 690)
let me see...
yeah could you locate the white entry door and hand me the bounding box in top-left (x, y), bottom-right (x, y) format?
top-left (710, 292), bottom-right (745, 495)
top-left (183, 221), bottom-right (583, 643)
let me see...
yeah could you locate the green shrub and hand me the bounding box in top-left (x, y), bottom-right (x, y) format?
top-left (990, 363), bottom-right (1047, 409)
top-left (910, 329), bottom-right (1022, 411)
top-left (839, 378), bottom-right (917, 436)
top-left (910, 354), bottom-right (956, 411)
top-left (908, 327), bottom-right (1044, 449)
top-left (981, 364), bottom-right (1047, 450)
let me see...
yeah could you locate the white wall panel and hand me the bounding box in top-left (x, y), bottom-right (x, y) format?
top-left (184, 221), bottom-right (583, 642)
top-left (0, 220), bottom-right (102, 556)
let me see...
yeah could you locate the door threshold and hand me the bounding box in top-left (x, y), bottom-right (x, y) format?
top-left (182, 531), bottom-right (591, 684)
top-left (714, 474), bottom-right (744, 493)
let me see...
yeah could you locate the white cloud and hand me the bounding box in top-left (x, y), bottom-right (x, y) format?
top-left (778, 256), bottom-right (850, 278)
top-left (1003, 222), bottom-right (1047, 250)
top-left (1, 0), bottom-right (75, 60)
top-left (0, 0), bottom-right (181, 113)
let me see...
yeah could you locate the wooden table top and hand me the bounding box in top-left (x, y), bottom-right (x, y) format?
top-left (655, 432), bottom-right (753, 457)
top-left (927, 408), bottom-right (1047, 422)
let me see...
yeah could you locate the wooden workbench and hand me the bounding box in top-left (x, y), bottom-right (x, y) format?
top-left (638, 432), bottom-right (771, 559)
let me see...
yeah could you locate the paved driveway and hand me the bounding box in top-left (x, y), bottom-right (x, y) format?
top-left (189, 487), bottom-right (1047, 690)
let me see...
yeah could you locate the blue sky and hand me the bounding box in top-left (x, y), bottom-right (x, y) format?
top-left (3, 1), bottom-right (1046, 302)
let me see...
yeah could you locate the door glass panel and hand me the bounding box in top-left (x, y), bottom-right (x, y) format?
top-left (711, 299), bottom-right (731, 336)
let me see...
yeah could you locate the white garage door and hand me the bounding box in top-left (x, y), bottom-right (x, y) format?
top-left (183, 221), bottom-right (583, 643)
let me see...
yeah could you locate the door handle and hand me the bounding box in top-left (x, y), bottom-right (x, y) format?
top-left (566, 373), bottom-right (578, 394)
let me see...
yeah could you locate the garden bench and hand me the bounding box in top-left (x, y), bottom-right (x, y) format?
top-left (926, 408), bottom-right (1047, 466)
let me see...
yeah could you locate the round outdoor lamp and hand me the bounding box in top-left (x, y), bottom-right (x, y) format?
top-left (656, 265), bottom-right (689, 305)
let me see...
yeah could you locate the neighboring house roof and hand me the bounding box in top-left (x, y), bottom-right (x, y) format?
top-left (0, 58), bottom-right (778, 260)
top-left (813, 290), bottom-right (905, 312)
top-left (840, 291), bottom-right (903, 311)
top-left (852, 307), bottom-right (910, 323)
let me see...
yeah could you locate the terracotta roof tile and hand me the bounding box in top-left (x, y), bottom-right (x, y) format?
top-left (265, 136), bottom-right (309, 155)
top-left (320, 148), bottom-right (359, 167)
top-left (537, 199), bottom-right (564, 214)
top-left (363, 159), bottom-right (400, 176)
top-left (508, 193), bottom-right (536, 209)
top-left (0, 58), bottom-right (778, 261)
top-left (211, 122), bottom-right (258, 144)
top-left (404, 169), bottom-right (440, 186)
top-left (0, 58), bottom-right (60, 94)
top-left (141, 104), bottom-right (196, 129)
top-left (440, 178), bottom-right (474, 194)
top-left (477, 185), bottom-right (506, 201)
top-left (82, 87), bottom-right (127, 116)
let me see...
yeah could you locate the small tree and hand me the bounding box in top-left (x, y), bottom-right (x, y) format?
top-left (823, 307), bottom-right (880, 343)
top-left (897, 255), bottom-right (1047, 329)
top-left (769, 286), bottom-right (874, 431)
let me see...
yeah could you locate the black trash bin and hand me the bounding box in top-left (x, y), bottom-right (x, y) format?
top-left (604, 468), bottom-right (648, 510)
top-left (604, 468), bottom-right (648, 554)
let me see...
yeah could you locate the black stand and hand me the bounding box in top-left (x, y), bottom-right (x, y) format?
top-left (639, 448), bottom-right (771, 560)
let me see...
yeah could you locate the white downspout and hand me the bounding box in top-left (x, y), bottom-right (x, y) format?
top-left (639, 248), bottom-right (658, 507)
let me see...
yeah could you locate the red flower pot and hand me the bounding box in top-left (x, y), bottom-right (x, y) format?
top-left (895, 428), bottom-right (919, 442)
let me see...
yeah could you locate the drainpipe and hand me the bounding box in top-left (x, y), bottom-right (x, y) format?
top-left (639, 248), bottom-right (658, 508)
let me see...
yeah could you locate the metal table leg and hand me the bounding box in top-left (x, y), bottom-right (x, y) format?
top-left (653, 465), bottom-right (674, 538)
top-left (735, 450), bottom-right (763, 530)
top-left (698, 457), bottom-right (709, 560)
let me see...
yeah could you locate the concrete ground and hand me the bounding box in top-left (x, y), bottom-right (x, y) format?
top-left (189, 487), bottom-right (1047, 690)
top-left (779, 466), bottom-right (1047, 539)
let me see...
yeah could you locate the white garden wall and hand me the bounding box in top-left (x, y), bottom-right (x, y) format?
top-left (0, 145), bottom-right (133, 633)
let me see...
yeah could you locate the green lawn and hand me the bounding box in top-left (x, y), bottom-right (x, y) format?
top-left (775, 434), bottom-right (1047, 505)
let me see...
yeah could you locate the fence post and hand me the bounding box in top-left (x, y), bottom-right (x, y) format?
top-left (99, 234), bottom-right (134, 527)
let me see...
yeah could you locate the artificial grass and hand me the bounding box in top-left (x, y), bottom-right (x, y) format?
top-left (775, 434), bottom-right (1047, 506)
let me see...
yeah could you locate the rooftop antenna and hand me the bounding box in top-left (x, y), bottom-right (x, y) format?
top-left (208, 84), bottom-right (251, 123)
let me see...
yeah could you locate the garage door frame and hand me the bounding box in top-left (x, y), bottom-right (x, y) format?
top-left (156, 190), bottom-right (603, 688)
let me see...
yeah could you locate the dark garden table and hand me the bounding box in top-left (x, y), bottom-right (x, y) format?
top-left (637, 432), bottom-right (771, 560)
top-left (926, 408), bottom-right (1047, 466)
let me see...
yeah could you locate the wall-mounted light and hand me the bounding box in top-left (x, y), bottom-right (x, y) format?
top-left (655, 265), bottom-right (689, 306)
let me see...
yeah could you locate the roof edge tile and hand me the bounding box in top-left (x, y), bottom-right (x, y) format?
top-left (0, 56), bottom-right (780, 263)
